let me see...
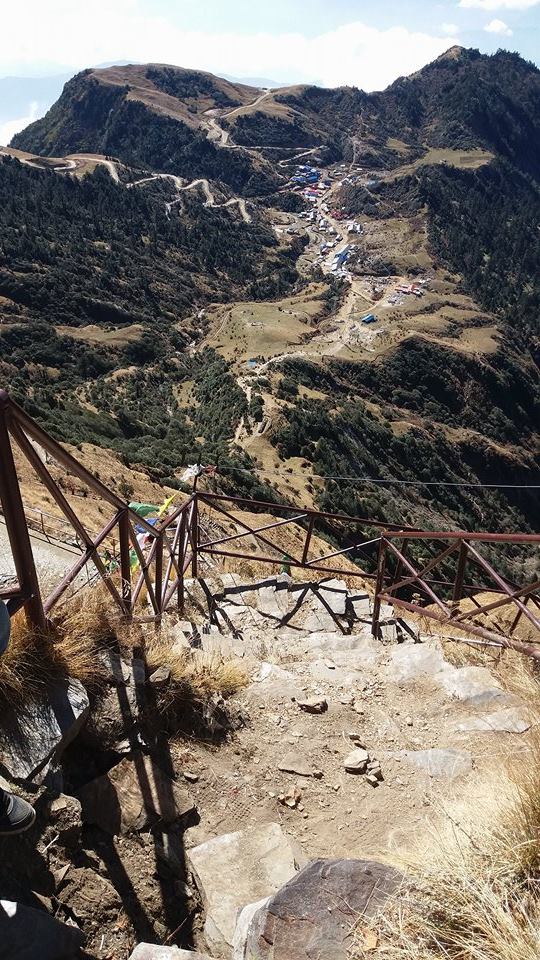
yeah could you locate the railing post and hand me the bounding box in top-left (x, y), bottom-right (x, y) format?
top-left (191, 496), bottom-right (199, 578)
top-left (372, 538), bottom-right (387, 638)
top-left (301, 513), bottom-right (315, 565)
top-left (154, 532), bottom-right (163, 620)
top-left (452, 540), bottom-right (468, 606)
top-left (178, 511), bottom-right (186, 612)
top-left (119, 509), bottom-right (132, 613)
top-left (0, 394), bottom-right (46, 631)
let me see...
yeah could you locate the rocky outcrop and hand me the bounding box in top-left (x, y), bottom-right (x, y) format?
top-left (241, 858), bottom-right (403, 960)
top-left (188, 822), bottom-right (305, 958)
top-left (0, 679), bottom-right (89, 782)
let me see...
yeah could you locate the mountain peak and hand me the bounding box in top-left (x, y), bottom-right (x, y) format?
top-left (436, 45), bottom-right (467, 62)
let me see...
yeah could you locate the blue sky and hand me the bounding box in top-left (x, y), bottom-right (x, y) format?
top-left (1, 0), bottom-right (539, 88)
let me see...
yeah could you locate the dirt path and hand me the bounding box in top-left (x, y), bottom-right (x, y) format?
top-left (129, 173), bottom-right (252, 223)
top-left (222, 89), bottom-right (272, 122)
top-left (68, 154), bottom-right (120, 182)
top-left (0, 516), bottom-right (83, 586)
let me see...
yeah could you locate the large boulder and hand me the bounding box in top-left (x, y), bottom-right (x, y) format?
top-left (77, 753), bottom-right (195, 834)
top-left (0, 898), bottom-right (84, 959)
top-left (188, 822), bottom-right (305, 958)
top-left (241, 858), bottom-right (403, 960)
top-left (0, 679), bottom-right (89, 782)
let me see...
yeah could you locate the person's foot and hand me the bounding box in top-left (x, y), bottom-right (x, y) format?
top-left (0, 791), bottom-right (36, 835)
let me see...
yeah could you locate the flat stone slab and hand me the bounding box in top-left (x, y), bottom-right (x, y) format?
top-left (436, 666), bottom-right (513, 707)
top-left (455, 706), bottom-right (530, 734)
top-left (316, 579), bottom-right (348, 616)
top-left (78, 753), bottom-right (195, 834)
top-left (257, 586), bottom-right (290, 620)
top-left (0, 898), bottom-right (85, 959)
top-left (385, 644), bottom-right (446, 683)
top-left (188, 822), bottom-right (305, 958)
top-left (398, 748), bottom-right (473, 778)
top-left (278, 752), bottom-right (314, 777)
top-left (130, 948), bottom-right (212, 960)
top-left (243, 858), bottom-right (403, 960)
top-left (250, 663), bottom-right (304, 701)
top-left (308, 660), bottom-right (362, 686)
top-left (0, 678), bottom-right (89, 782)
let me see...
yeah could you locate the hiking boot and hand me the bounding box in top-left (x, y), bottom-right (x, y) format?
top-left (0, 791), bottom-right (36, 835)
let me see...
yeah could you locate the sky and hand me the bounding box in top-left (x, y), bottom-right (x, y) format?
top-left (1, 0), bottom-right (539, 141)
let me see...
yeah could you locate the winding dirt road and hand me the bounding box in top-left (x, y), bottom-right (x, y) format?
top-left (129, 172), bottom-right (252, 223)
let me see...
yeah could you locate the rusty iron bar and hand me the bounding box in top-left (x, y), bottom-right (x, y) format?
top-left (8, 419), bottom-right (129, 616)
top-left (6, 393), bottom-right (158, 537)
top-left (379, 594), bottom-right (540, 661)
top-left (191, 497), bottom-right (199, 577)
top-left (197, 512), bottom-right (308, 550)
top-left (386, 528), bottom-right (540, 544)
top-left (463, 542), bottom-right (540, 633)
top-left (0, 397), bottom-right (46, 629)
top-left (198, 491), bottom-right (418, 531)
top-left (389, 537), bottom-right (409, 593)
top-left (200, 545), bottom-right (376, 579)
top-left (197, 495), bottom-right (303, 565)
top-left (127, 521), bottom-right (159, 615)
top-left (452, 541), bottom-right (468, 604)
top-left (178, 511), bottom-right (187, 611)
top-left (383, 539), bottom-right (453, 617)
top-left (154, 535), bottom-right (163, 619)
top-left (371, 539), bottom-right (388, 637)
top-left (43, 512), bottom-right (122, 613)
top-left (451, 579), bottom-right (540, 625)
top-left (383, 541), bottom-right (459, 595)
top-left (301, 514), bottom-right (316, 565)
top-left (304, 536), bottom-right (381, 567)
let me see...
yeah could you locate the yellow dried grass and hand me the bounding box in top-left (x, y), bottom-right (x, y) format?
top-left (355, 732), bottom-right (540, 960)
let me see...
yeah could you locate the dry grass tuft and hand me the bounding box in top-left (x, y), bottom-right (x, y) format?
top-left (369, 733), bottom-right (540, 960)
top-left (0, 585), bottom-right (119, 709)
top-left (146, 629), bottom-right (247, 709)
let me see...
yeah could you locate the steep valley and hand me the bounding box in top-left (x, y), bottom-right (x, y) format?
top-left (1, 47), bottom-right (539, 559)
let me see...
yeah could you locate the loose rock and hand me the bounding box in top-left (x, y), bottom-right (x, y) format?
top-left (297, 697), bottom-right (327, 714)
top-left (278, 752), bottom-right (313, 778)
top-left (130, 947), bottom-right (212, 959)
top-left (343, 748), bottom-right (369, 773)
top-left (398, 748), bottom-right (473, 779)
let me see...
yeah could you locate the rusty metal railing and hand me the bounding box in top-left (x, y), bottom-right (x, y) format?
top-left (1, 389), bottom-right (539, 657)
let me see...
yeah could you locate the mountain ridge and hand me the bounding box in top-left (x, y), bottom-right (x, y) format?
top-left (3, 46), bottom-right (539, 553)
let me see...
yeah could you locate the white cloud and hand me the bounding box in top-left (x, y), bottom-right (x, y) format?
top-left (484, 17), bottom-right (514, 32)
top-left (0, 103), bottom-right (39, 146)
top-left (0, 2), bottom-right (458, 91)
top-left (459, 0), bottom-right (539, 9)
top-left (441, 22), bottom-right (460, 34)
